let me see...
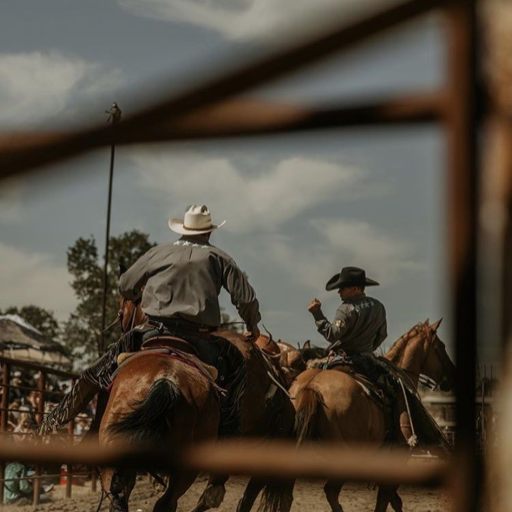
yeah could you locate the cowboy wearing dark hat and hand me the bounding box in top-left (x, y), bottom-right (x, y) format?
top-left (308, 266), bottom-right (387, 356)
top-left (308, 267), bottom-right (427, 448)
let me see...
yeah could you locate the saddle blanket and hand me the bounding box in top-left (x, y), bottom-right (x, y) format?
top-left (108, 347), bottom-right (225, 396)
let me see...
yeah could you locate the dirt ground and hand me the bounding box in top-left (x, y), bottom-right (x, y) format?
top-left (1, 474), bottom-right (450, 512)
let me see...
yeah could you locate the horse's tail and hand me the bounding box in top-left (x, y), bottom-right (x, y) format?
top-left (259, 386), bottom-right (322, 512)
top-left (294, 386), bottom-right (322, 445)
top-left (107, 378), bottom-right (181, 445)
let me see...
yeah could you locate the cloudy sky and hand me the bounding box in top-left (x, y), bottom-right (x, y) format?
top-left (1, 0), bottom-right (491, 364)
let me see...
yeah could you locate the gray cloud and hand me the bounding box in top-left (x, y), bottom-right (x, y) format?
top-left (130, 149), bottom-right (370, 233)
top-left (117, 0), bottom-right (381, 41)
top-left (311, 218), bottom-right (424, 286)
top-left (0, 242), bottom-right (75, 320)
top-left (0, 51), bottom-right (123, 128)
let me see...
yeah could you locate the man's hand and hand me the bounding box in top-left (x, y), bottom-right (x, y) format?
top-left (308, 298), bottom-right (322, 314)
top-left (244, 327), bottom-right (261, 341)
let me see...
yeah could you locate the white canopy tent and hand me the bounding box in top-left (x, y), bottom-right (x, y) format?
top-left (0, 315), bottom-right (72, 367)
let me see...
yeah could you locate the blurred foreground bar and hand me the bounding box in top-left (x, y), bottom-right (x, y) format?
top-left (0, 439), bottom-right (448, 486)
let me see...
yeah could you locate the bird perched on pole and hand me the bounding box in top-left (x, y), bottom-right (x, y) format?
top-left (105, 102), bottom-right (122, 124)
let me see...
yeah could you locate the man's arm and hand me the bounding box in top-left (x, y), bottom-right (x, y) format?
top-left (372, 306), bottom-right (388, 351)
top-left (308, 300), bottom-right (353, 344)
top-left (222, 257), bottom-right (261, 334)
top-left (118, 248), bottom-right (156, 300)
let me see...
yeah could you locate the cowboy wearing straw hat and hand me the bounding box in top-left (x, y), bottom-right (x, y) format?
top-left (38, 205), bottom-right (261, 437)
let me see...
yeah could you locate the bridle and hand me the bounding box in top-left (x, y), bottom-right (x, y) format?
top-left (399, 324), bottom-right (451, 391)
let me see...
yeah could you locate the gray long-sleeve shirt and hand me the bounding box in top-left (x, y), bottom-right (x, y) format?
top-left (118, 236), bottom-right (261, 330)
top-left (313, 293), bottom-right (387, 354)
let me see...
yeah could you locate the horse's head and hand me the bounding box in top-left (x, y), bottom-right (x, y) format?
top-left (419, 319), bottom-right (456, 392)
top-left (387, 319), bottom-right (456, 391)
top-left (276, 341), bottom-right (307, 387)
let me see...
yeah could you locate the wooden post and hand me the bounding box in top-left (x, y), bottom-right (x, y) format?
top-left (33, 370), bottom-right (46, 506)
top-left (0, 362), bottom-right (11, 505)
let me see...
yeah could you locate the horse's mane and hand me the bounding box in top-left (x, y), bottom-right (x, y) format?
top-left (385, 322), bottom-right (428, 361)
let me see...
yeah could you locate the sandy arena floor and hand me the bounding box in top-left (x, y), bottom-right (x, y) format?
top-left (1, 474), bottom-right (450, 512)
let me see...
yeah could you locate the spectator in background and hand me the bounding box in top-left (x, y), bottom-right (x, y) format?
top-left (8, 400), bottom-right (22, 430)
top-left (13, 410), bottom-right (33, 444)
top-left (10, 372), bottom-right (24, 401)
top-left (27, 391), bottom-right (39, 413)
top-left (75, 414), bottom-right (89, 436)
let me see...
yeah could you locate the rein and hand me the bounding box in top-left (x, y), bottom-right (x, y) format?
top-left (392, 323), bottom-right (445, 391)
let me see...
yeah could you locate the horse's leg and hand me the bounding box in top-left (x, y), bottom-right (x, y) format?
top-left (389, 491), bottom-right (403, 512)
top-left (191, 474), bottom-right (229, 512)
top-left (374, 485), bottom-right (400, 512)
top-left (236, 477), bottom-right (266, 512)
top-left (109, 468), bottom-right (137, 512)
top-left (323, 480), bottom-right (346, 512)
top-left (154, 472), bottom-right (198, 512)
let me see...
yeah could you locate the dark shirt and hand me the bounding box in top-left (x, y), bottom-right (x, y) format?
top-left (119, 236), bottom-right (261, 330)
top-left (313, 293), bottom-right (387, 354)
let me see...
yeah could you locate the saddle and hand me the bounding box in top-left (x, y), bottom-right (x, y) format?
top-left (310, 354), bottom-right (392, 412)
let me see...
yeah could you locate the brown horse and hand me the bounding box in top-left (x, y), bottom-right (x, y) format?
top-left (99, 350), bottom-right (220, 512)
top-left (115, 295), bottom-right (296, 512)
top-left (267, 319), bottom-right (456, 512)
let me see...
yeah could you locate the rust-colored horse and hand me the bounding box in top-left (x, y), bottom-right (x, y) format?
top-left (270, 319), bottom-right (455, 512)
top-left (99, 346), bottom-right (220, 512)
top-left (114, 295), bottom-right (296, 512)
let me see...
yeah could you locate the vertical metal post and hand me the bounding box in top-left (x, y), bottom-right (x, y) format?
top-left (66, 379), bottom-right (76, 499)
top-left (91, 467), bottom-right (98, 492)
top-left (33, 370), bottom-right (46, 506)
top-left (0, 362), bottom-right (11, 505)
top-left (445, 0), bottom-right (479, 510)
top-left (100, 102), bottom-right (122, 356)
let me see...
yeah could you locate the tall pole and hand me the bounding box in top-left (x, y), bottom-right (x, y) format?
top-left (100, 103), bottom-right (122, 356)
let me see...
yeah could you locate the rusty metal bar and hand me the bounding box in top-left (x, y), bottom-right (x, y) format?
top-left (0, 361), bottom-right (11, 504)
top-left (0, 0), bottom-right (446, 180)
top-left (33, 370), bottom-right (46, 506)
top-left (0, 93), bottom-right (445, 174)
top-left (0, 439), bottom-right (448, 486)
top-left (0, 356), bottom-right (77, 380)
top-left (444, 0), bottom-right (479, 511)
top-left (66, 379), bottom-right (76, 499)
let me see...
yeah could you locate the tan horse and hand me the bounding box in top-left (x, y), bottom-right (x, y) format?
top-left (99, 350), bottom-right (220, 512)
top-left (115, 295), bottom-right (296, 512)
top-left (265, 319), bottom-right (455, 512)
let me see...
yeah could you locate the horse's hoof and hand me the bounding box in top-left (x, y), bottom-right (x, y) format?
top-left (236, 497), bottom-right (253, 512)
top-left (203, 484), bottom-right (226, 509)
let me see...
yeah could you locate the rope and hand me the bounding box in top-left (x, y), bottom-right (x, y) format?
top-left (96, 488), bottom-right (108, 512)
top-left (398, 377), bottom-right (418, 448)
top-left (266, 371), bottom-right (292, 399)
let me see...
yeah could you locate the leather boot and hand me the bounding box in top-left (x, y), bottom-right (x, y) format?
top-left (37, 379), bottom-right (99, 435)
top-left (393, 393), bottom-right (418, 447)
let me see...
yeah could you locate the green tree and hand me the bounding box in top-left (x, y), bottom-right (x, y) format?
top-left (0, 305), bottom-right (60, 339)
top-left (62, 230), bottom-right (156, 365)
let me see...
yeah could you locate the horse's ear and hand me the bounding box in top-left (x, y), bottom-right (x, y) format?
top-left (431, 318), bottom-right (443, 332)
top-left (119, 263), bottom-right (127, 276)
top-left (303, 340), bottom-right (311, 350)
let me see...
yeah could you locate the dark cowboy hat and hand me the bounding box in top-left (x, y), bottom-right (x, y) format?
top-left (325, 266), bottom-right (380, 291)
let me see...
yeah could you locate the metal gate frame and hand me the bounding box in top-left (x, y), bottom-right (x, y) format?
top-left (0, 0), bottom-right (484, 510)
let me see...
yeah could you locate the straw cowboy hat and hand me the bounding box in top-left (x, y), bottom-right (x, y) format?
top-left (326, 266), bottom-right (379, 291)
top-left (169, 205), bottom-right (226, 235)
